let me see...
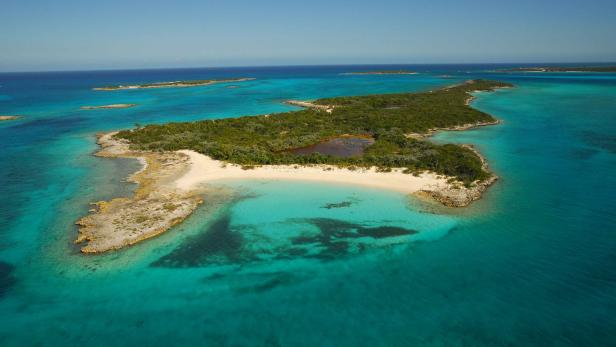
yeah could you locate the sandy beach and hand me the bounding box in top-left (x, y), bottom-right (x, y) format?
top-left (0, 115), bottom-right (23, 121)
top-left (75, 128), bottom-right (497, 253)
top-left (175, 150), bottom-right (449, 194)
top-left (176, 148), bottom-right (497, 208)
top-left (80, 103), bottom-right (137, 110)
top-left (285, 100), bottom-right (334, 113)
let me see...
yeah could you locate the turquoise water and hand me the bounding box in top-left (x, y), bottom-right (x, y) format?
top-left (1, 65), bottom-right (615, 346)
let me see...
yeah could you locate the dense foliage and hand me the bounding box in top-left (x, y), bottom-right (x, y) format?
top-left (116, 80), bottom-right (512, 183)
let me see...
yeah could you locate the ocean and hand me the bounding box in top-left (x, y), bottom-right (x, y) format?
top-left (0, 64), bottom-right (615, 346)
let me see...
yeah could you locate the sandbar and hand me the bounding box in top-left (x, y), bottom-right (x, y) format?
top-left (0, 115), bottom-right (23, 121)
top-left (80, 104), bottom-right (137, 110)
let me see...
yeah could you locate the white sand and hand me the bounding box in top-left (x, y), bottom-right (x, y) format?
top-left (175, 150), bottom-right (449, 194)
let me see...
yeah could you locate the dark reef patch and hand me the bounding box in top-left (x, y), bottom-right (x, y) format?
top-left (291, 218), bottom-right (417, 260)
top-left (285, 247), bottom-right (309, 256)
top-left (153, 213), bottom-right (417, 267)
top-left (569, 148), bottom-right (599, 160)
top-left (202, 272), bottom-right (227, 281)
top-left (235, 272), bottom-right (297, 294)
top-left (152, 214), bottom-right (244, 267)
top-left (0, 261), bottom-right (16, 299)
top-left (321, 201), bottom-right (353, 209)
top-left (579, 131), bottom-right (616, 154)
top-left (359, 226), bottom-right (418, 239)
top-left (307, 218), bottom-right (417, 239)
top-left (11, 114), bottom-right (89, 134)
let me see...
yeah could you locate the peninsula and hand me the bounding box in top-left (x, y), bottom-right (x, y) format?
top-left (502, 66), bottom-right (616, 73)
top-left (341, 70), bottom-right (417, 75)
top-left (0, 115), bottom-right (23, 121)
top-left (93, 78), bottom-right (255, 91)
top-left (76, 79), bottom-right (512, 253)
top-left (80, 104), bottom-right (137, 110)
top-left (284, 100), bottom-right (334, 113)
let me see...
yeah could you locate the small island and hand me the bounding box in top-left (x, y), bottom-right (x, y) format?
top-left (93, 78), bottom-right (255, 91)
top-left (76, 79), bottom-right (512, 253)
top-left (502, 66), bottom-right (616, 73)
top-left (80, 104), bottom-right (137, 110)
top-left (341, 70), bottom-right (418, 75)
top-left (0, 115), bottom-right (23, 121)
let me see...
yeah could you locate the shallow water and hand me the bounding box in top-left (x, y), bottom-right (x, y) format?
top-left (0, 65), bottom-right (615, 346)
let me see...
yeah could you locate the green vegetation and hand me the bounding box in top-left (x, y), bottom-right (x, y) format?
top-left (95, 78), bottom-right (254, 90)
top-left (115, 80), bottom-right (512, 183)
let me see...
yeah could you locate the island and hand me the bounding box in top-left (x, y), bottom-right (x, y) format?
top-left (284, 100), bottom-right (334, 113)
top-left (501, 66), bottom-right (616, 73)
top-left (341, 70), bottom-right (418, 75)
top-left (76, 79), bottom-right (512, 253)
top-left (0, 115), bottom-right (23, 121)
top-left (80, 104), bottom-right (137, 110)
top-left (93, 78), bottom-right (256, 91)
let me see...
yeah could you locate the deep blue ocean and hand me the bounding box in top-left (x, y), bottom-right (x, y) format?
top-left (1, 64), bottom-right (615, 346)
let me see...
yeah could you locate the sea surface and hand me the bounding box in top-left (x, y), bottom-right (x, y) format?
top-left (0, 64), bottom-right (615, 346)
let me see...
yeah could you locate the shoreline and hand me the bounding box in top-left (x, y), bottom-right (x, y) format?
top-left (76, 80), bottom-right (510, 253)
top-left (80, 104), bottom-right (137, 110)
top-left (76, 126), bottom-right (498, 253)
top-left (175, 150), bottom-right (451, 195)
top-left (415, 144), bottom-right (498, 207)
top-left (406, 119), bottom-right (502, 140)
top-left (75, 133), bottom-right (205, 253)
top-left (284, 100), bottom-right (334, 113)
top-left (93, 78), bottom-right (255, 91)
top-left (0, 115), bottom-right (23, 121)
top-left (176, 149), bottom-right (496, 208)
top-left (402, 85), bottom-right (510, 138)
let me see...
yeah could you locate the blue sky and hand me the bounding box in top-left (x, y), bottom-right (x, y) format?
top-left (1, 0), bottom-right (615, 71)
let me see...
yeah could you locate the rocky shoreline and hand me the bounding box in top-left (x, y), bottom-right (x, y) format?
top-left (415, 145), bottom-right (498, 207)
top-left (74, 133), bottom-right (205, 253)
top-left (406, 119), bottom-right (501, 140)
top-left (76, 80), bottom-right (509, 253)
top-left (76, 126), bottom-right (499, 253)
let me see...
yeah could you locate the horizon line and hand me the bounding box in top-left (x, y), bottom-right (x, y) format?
top-left (1, 61), bottom-right (615, 74)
